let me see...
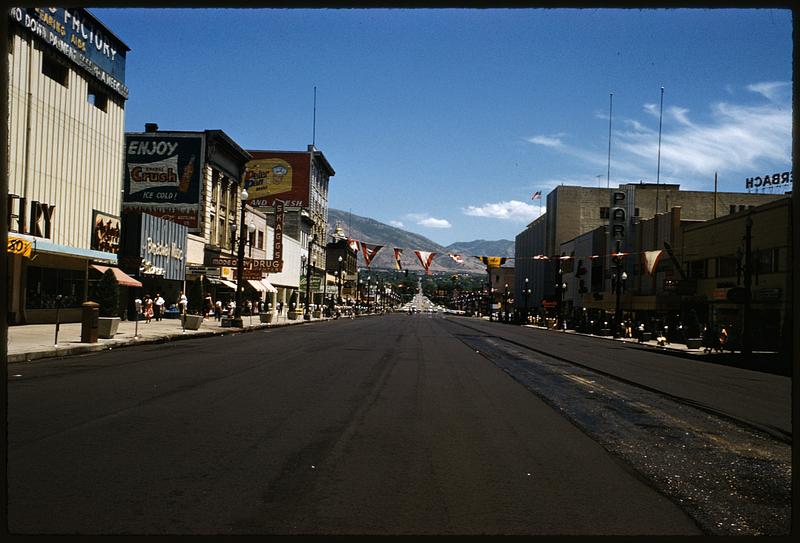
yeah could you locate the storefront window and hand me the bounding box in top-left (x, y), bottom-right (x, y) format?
top-left (25, 267), bottom-right (85, 309)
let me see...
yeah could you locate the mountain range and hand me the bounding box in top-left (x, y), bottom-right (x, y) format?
top-left (325, 208), bottom-right (514, 274)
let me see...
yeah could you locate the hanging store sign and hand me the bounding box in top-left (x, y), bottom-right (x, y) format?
top-left (91, 210), bottom-right (120, 254)
top-left (8, 7), bottom-right (128, 98)
top-left (7, 236), bottom-right (33, 258)
top-left (123, 134), bottom-right (204, 230)
top-left (209, 199), bottom-right (284, 272)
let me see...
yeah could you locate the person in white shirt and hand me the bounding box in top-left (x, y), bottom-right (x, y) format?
top-left (154, 293), bottom-right (165, 321)
top-left (178, 291), bottom-right (188, 315)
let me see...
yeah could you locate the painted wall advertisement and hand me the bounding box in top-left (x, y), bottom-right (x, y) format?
top-left (244, 151), bottom-right (311, 208)
top-left (8, 7), bottom-right (128, 98)
top-left (123, 134), bottom-right (204, 230)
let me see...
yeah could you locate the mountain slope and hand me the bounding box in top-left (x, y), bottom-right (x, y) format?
top-left (445, 239), bottom-right (515, 259)
top-left (326, 208), bottom-right (487, 273)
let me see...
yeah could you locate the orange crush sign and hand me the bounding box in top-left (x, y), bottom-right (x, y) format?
top-left (8, 236), bottom-right (33, 257)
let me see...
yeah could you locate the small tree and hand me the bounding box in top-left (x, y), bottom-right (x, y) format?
top-left (94, 269), bottom-right (120, 317)
top-left (187, 277), bottom-right (204, 315)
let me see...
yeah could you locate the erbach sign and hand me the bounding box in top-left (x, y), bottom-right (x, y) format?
top-left (745, 171), bottom-right (792, 190)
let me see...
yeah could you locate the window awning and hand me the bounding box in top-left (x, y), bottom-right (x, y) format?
top-left (260, 279), bottom-right (278, 293)
top-left (90, 264), bottom-right (143, 288)
top-left (247, 279), bottom-right (268, 292)
top-left (208, 277), bottom-right (238, 289)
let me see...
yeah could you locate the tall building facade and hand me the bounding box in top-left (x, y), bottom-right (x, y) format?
top-left (517, 182), bottom-right (786, 317)
top-left (7, 8), bottom-right (130, 324)
top-left (244, 144), bottom-right (335, 307)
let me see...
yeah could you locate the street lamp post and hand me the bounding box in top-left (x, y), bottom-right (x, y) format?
top-left (366, 276), bottom-right (372, 312)
top-left (304, 233), bottom-right (316, 320)
top-left (232, 187), bottom-right (249, 328)
top-left (523, 277), bottom-right (529, 324)
top-left (504, 283), bottom-right (509, 323)
top-left (337, 255), bottom-right (343, 304)
top-left (613, 240), bottom-right (625, 338)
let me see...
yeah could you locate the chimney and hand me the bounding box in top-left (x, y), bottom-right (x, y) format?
top-left (144, 123), bottom-right (158, 133)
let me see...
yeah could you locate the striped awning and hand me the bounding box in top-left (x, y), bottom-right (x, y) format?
top-left (247, 279), bottom-right (268, 292)
top-left (90, 264), bottom-right (142, 288)
top-left (260, 279), bottom-right (278, 293)
top-left (208, 277), bottom-right (237, 289)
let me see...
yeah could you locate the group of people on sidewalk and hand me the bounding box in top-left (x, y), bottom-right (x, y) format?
top-left (135, 292), bottom-right (187, 323)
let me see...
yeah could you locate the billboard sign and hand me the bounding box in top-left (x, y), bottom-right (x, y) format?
top-left (8, 7), bottom-right (128, 98)
top-left (123, 134), bottom-right (204, 230)
top-left (244, 151), bottom-right (310, 208)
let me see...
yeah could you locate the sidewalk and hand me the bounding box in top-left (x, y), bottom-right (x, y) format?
top-left (6, 313), bottom-right (330, 364)
top-left (515, 324), bottom-right (789, 376)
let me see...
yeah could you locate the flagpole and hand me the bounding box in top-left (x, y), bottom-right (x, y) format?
top-left (655, 86), bottom-right (664, 214)
top-left (607, 92), bottom-right (613, 191)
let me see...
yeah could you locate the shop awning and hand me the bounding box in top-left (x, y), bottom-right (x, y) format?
top-left (90, 264), bottom-right (143, 288)
top-left (247, 279), bottom-right (268, 292)
top-left (260, 279), bottom-right (278, 293)
top-left (208, 277), bottom-right (238, 289)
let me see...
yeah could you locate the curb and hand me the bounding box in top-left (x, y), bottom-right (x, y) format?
top-left (6, 318), bottom-right (316, 364)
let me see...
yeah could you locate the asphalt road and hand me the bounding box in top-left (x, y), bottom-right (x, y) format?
top-left (7, 313), bottom-right (752, 535)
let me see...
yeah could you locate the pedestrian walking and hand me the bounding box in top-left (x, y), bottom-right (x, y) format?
top-left (718, 325), bottom-right (729, 352)
top-left (203, 294), bottom-right (214, 319)
top-left (702, 324), bottom-right (715, 353)
top-left (143, 294), bottom-right (154, 323)
top-left (154, 293), bottom-right (165, 321)
top-left (215, 300), bottom-right (223, 320)
top-left (178, 291), bottom-right (188, 315)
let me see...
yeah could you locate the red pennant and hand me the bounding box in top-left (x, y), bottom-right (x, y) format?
top-left (415, 251), bottom-right (436, 275)
top-left (360, 243), bottom-right (384, 268)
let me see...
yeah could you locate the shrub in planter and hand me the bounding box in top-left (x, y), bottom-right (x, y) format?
top-left (93, 269), bottom-right (121, 338)
top-left (187, 277), bottom-right (204, 315)
top-left (94, 269), bottom-right (120, 317)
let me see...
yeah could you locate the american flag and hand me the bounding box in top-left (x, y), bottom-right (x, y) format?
top-left (531, 191), bottom-right (542, 200)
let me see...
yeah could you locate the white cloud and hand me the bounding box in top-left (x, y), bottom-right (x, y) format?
top-left (746, 81), bottom-right (791, 103)
top-left (404, 213), bottom-right (452, 228)
top-left (389, 220), bottom-right (405, 228)
top-left (526, 82), bottom-right (792, 189)
top-left (463, 200), bottom-right (540, 222)
top-left (526, 135), bottom-right (563, 147)
top-left (418, 217), bottom-right (451, 228)
top-left (669, 106), bottom-right (692, 126)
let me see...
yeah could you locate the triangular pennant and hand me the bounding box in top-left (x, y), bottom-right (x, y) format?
top-left (347, 238), bottom-right (359, 254)
top-left (360, 242), bottom-right (384, 268)
top-left (643, 250), bottom-right (664, 276)
top-left (393, 248), bottom-right (403, 271)
top-left (415, 251), bottom-right (436, 275)
top-left (448, 253), bottom-right (464, 264)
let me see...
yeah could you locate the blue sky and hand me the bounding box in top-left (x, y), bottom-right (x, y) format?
top-left (92, 7), bottom-right (793, 246)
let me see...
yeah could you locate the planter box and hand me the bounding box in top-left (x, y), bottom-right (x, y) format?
top-left (685, 337), bottom-right (702, 349)
top-left (600, 328), bottom-right (611, 336)
top-left (183, 314), bottom-right (203, 330)
top-left (259, 312), bottom-right (275, 324)
top-left (312, 310), bottom-right (322, 319)
top-left (641, 332), bottom-right (653, 342)
top-left (97, 317), bottom-right (120, 339)
top-left (288, 311), bottom-right (302, 320)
